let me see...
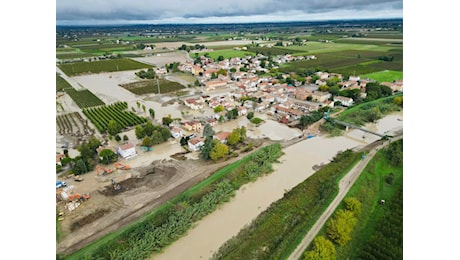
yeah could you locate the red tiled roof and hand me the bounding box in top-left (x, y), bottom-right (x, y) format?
top-left (119, 143), bottom-right (134, 151)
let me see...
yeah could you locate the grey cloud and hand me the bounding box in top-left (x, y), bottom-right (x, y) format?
top-left (56, 0), bottom-right (402, 25)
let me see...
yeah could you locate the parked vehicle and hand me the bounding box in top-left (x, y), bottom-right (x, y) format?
top-left (56, 181), bottom-right (67, 189)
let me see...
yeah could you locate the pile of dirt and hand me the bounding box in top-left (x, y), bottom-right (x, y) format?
top-left (70, 208), bottom-right (110, 232)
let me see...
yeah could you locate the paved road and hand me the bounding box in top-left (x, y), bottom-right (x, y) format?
top-left (288, 135), bottom-right (402, 260)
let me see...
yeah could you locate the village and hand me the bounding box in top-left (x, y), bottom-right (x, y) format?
top-left (55, 38), bottom-right (404, 257)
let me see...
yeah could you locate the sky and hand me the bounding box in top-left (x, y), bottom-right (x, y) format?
top-left (56, 0), bottom-right (403, 25)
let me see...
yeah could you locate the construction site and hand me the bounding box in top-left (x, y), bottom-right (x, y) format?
top-left (55, 145), bottom-right (266, 256)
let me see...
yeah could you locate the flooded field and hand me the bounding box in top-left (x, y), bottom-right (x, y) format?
top-left (151, 111), bottom-right (403, 260)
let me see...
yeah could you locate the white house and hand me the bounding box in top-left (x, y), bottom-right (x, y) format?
top-left (117, 143), bottom-right (136, 158)
top-left (170, 127), bottom-right (183, 139)
top-left (213, 131), bottom-right (230, 144)
top-left (333, 96), bottom-right (354, 107)
top-left (188, 137), bottom-right (205, 151)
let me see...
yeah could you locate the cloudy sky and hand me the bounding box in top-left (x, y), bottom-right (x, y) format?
top-left (56, 0), bottom-right (402, 25)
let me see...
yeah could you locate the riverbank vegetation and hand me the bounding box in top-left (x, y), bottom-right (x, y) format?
top-left (302, 139), bottom-right (403, 259)
top-left (212, 149), bottom-right (361, 259)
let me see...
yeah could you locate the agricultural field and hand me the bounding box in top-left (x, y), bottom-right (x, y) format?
top-left (361, 70), bottom-right (403, 82)
top-left (65, 88), bottom-right (105, 108)
top-left (279, 48), bottom-right (403, 78)
top-left (82, 101), bottom-right (147, 134)
top-left (58, 58), bottom-right (151, 76)
top-left (120, 78), bottom-right (185, 95)
top-left (56, 112), bottom-right (96, 137)
top-left (205, 49), bottom-right (255, 60)
top-left (56, 52), bottom-right (97, 60)
top-left (56, 73), bottom-right (73, 92)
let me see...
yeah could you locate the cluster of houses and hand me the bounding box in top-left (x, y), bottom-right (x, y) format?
top-left (167, 54), bottom-right (403, 152)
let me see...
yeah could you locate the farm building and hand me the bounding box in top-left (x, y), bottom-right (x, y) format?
top-left (117, 143), bottom-right (136, 158)
top-left (333, 96), bottom-right (354, 107)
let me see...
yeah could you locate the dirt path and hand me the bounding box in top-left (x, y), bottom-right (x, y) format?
top-left (288, 135), bottom-right (402, 260)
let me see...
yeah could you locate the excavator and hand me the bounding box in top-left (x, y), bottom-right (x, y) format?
top-left (96, 165), bottom-right (113, 176)
top-left (114, 162), bottom-right (130, 170)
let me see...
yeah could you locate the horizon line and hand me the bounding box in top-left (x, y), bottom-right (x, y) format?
top-left (56, 17), bottom-right (403, 27)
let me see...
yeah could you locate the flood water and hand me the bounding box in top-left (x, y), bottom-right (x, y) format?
top-left (150, 111), bottom-right (403, 260)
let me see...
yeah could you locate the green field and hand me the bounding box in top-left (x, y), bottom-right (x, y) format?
top-left (57, 58), bottom-right (151, 76)
top-left (279, 48), bottom-right (403, 78)
top-left (361, 70), bottom-right (403, 82)
top-left (120, 78), bottom-right (185, 95)
top-left (65, 88), bottom-right (105, 108)
top-left (82, 102), bottom-right (147, 133)
top-left (206, 49), bottom-right (255, 60)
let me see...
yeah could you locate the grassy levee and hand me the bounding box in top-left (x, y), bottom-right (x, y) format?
top-left (212, 149), bottom-right (362, 260)
top-left (61, 143), bottom-right (283, 260)
top-left (337, 94), bottom-right (403, 127)
top-left (301, 139), bottom-right (403, 259)
top-left (58, 58), bottom-right (151, 76)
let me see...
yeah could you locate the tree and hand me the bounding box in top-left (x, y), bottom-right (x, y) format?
top-left (142, 104), bottom-right (146, 113)
top-left (393, 96), bottom-right (403, 107)
top-left (151, 131), bottom-right (163, 144)
top-left (149, 108), bottom-right (155, 119)
top-left (162, 115), bottom-right (173, 126)
top-left (135, 125), bottom-right (145, 139)
top-left (72, 158), bottom-right (90, 175)
top-left (78, 142), bottom-right (92, 160)
top-left (87, 136), bottom-right (102, 153)
top-left (326, 210), bottom-right (357, 246)
top-left (230, 68), bottom-right (237, 73)
top-left (202, 123), bottom-right (215, 138)
top-left (141, 136), bottom-right (154, 147)
top-left (217, 68), bottom-right (227, 76)
top-left (329, 85), bottom-right (340, 96)
top-left (304, 236), bottom-right (336, 260)
top-left (99, 149), bottom-right (118, 165)
top-left (114, 134), bottom-right (122, 142)
top-left (214, 105), bottom-right (225, 113)
top-left (63, 149), bottom-right (69, 157)
top-left (246, 111), bottom-right (254, 120)
top-left (318, 85), bottom-right (330, 92)
top-left (200, 136), bottom-right (214, 160)
top-left (217, 55), bottom-right (225, 61)
top-left (238, 126), bottom-right (247, 143)
top-left (210, 141), bottom-right (229, 161)
top-left (144, 121), bottom-right (154, 137)
top-left (227, 130), bottom-right (240, 146)
top-left (136, 101), bottom-right (141, 109)
top-left (107, 119), bottom-right (121, 136)
top-left (123, 135), bottom-right (129, 141)
top-left (344, 197), bottom-right (362, 216)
